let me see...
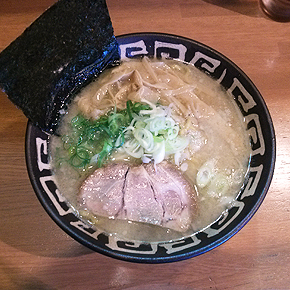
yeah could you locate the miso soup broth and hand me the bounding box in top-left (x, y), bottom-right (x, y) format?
top-left (49, 57), bottom-right (251, 242)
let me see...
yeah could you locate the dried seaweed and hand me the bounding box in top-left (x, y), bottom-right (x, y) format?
top-left (0, 0), bottom-right (120, 133)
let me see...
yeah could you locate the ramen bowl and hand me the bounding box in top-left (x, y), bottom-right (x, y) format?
top-left (25, 33), bottom-right (275, 263)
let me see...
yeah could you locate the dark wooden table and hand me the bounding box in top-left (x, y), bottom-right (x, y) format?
top-left (1, 0), bottom-right (290, 289)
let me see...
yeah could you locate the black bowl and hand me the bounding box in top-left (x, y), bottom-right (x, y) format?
top-left (25, 33), bottom-right (275, 263)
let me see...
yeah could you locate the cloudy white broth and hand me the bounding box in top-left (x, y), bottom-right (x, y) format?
top-left (49, 57), bottom-right (251, 242)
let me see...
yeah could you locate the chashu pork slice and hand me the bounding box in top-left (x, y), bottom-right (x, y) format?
top-left (144, 162), bottom-right (197, 232)
top-left (78, 163), bottom-right (129, 218)
top-left (78, 161), bottom-right (197, 232)
top-left (119, 165), bottom-right (164, 226)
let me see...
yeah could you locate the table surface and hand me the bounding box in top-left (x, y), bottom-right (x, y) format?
top-left (0, 0), bottom-right (289, 289)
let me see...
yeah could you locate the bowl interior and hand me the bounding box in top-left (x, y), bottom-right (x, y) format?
top-left (25, 33), bottom-right (275, 263)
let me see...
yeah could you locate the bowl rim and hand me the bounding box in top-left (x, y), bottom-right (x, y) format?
top-left (25, 32), bottom-right (276, 263)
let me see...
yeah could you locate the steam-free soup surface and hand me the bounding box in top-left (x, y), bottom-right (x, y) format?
top-left (50, 57), bottom-right (251, 242)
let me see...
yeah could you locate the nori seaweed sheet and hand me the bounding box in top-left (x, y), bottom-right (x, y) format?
top-left (0, 0), bottom-right (120, 133)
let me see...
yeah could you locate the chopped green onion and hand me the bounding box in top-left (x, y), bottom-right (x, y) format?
top-left (196, 159), bottom-right (216, 188)
top-left (97, 140), bottom-right (113, 168)
top-left (133, 128), bottom-right (154, 151)
top-left (118, 101), bottom-right (189, 165)
top-left (123, 138), bottom-right (144, 158)
top-left (126, 100), bottom-right (133, 121)
top-left (58, 100), bottom-right (189, 170)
